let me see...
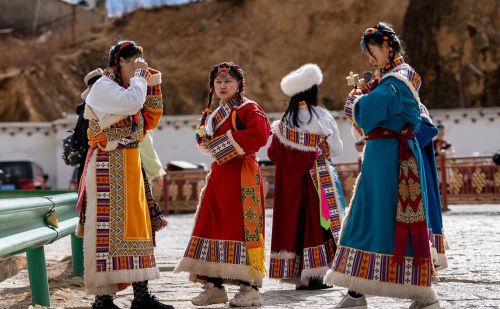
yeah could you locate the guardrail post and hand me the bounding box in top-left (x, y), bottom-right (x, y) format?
top-left (26, 246), bottom-right (50, 307)
top-left (71, 234), bottom-right (84, 276)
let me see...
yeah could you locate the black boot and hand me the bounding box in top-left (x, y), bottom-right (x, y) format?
top-left (296, 277), bottom-right (331, 290)
top-left (130, 293), bottom-right (174, 309)
top-left (92, 297), bottom-right (121, 309)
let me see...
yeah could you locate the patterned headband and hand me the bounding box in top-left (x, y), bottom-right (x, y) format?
top-left (216, 63), bottom-right (241, 74)
top-left (360, 27), bottom-right (396, 49)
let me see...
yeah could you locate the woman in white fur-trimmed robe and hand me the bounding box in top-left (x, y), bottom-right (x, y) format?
top-left (268, 64), bottom-right (345, 288)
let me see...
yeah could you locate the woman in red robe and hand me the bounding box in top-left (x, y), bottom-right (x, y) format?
top-left (175, 62), bottom-right (270, 307)
top-left (268, 64), bottom-right (344, 289)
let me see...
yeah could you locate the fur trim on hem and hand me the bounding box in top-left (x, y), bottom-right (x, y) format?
top-left (226, 131), bottom-right (245, 155)
top-left (174, 257), bottom-right (264, 287)
top-left (273, 126), bottom-right (317, 152)
top-left (270, 251), bottom-right (297, 259)
top-left (430, 247), bottom-right (448, 271)
top-left (300, 266), bottom-right (330, 283)
top-left (434, 253), bottom-right (448, 271)
top-left (86, 267), bottom-right (160, 295)
top-left (323, 270), bottom-right (437, 302)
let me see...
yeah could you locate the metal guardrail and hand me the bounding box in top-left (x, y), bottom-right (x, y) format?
top-left (0, 192), bottom-right (82, 307)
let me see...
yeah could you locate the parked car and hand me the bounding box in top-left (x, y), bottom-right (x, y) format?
top-left (166, 161), bottom-right (207, 171)
top-left (257, 159), bottom-right (275, 167)
top-left (0, 161), bottom-right (48, 190)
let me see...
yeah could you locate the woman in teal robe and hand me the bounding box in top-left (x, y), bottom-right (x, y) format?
top-left (325, 23), bottom-right (441, 309)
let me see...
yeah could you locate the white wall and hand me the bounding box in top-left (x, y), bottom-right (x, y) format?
top-left (0, 107), bottom-right (498, 189)
top-left (0, 123), bottom-right (58, 188)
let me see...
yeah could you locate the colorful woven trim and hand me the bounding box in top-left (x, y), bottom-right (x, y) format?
top-left (134, 68), bottom-right (148, 79)
top-left (380, 56), bottom-right (405, 77)
top-left (269, 254), bottom-right (301, 279)
top-left (269, 240), bottom-right (335, 279)
top-left (210, 96), bottom-right (242, 134)
top-left (183, 236), bottom-right (247, 265)
top-left (208, 133), bottom-right (240, 165)
top-left (95, 150), bottom-right (156, 272)
top-left (145, 84), bottom-right (162, 109)
top-left (278, 121), bottom-right (324, 148)
top-left (309, 157), bottom-right (342, 243)
top-left (303, 239), bottom-right (336, 270)
top-left (331, 246), bottom-right (432, 287)
top-left (390, 63), bottom-right (422, 92)
top-left (432, 233), bottom-right (446, 255)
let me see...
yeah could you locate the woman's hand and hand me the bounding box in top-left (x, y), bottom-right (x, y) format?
top-left (133, 57), bottom-right (148, 71)
top-left (354, 141), bottom-right (365, 153)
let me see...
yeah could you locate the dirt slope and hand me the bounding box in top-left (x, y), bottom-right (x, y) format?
top-left (2, 0), bottom-right (496, 122)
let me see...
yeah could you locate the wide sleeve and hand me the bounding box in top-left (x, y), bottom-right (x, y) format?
top-left (416, 117), bottom-right (439, 149)
top-left (353, 78), bottom-right (403, 134)
top-left (317, 109), bottom-right (343, 158)
top-left (142, 69), bottom-right (163, 131)
top-left (229, 103), bottom-right (271, 153)
top-left (139, 131), bottom-right (165, 178)
top-left (86, 72), bottom-right (147, 116)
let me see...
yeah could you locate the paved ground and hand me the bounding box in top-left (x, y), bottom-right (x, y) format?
top-left (0, 205), bottom-right (499, 309)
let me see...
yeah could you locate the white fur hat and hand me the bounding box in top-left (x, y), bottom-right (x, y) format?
top-left (280, 63), bottom-right (323, 97)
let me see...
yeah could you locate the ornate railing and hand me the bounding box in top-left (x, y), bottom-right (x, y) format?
top-left (161, 155), bottom-right (499, 213)
top-left (438, 154), bottom-right (500, 208)
top-left (161, 162), bottom-right (360, 213)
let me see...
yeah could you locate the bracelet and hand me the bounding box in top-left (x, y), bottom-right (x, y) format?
top-left (134, 68), bottom-right (148, 79)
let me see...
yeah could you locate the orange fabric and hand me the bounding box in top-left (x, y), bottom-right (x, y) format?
top-left (124, 148), bottom-right (152, 240)
top-left (117, 283), bottom-right (130, 291)
top-left (143, 107), bottom-right (162, 131)
top-left (88, 131), bottom-right (108, 149)
top-left (241, 153), bottom-right (265, 278)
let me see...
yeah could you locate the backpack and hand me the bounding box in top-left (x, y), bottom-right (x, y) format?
top-left (62, 103), bottom-right (89, 166)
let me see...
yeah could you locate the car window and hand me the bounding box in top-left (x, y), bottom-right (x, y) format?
top-left (0, 162), bottom-right (33, 178)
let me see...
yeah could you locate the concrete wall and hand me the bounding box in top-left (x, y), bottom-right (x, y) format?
top-left (0, 0), bottom-right (106, 34)
top-left (0, 107), bottom-right (498, 189)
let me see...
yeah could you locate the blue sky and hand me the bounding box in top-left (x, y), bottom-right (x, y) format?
top-left (67, 0), bottom-right (191, 16)
top-left (106, 0), bottom-right (191, 16)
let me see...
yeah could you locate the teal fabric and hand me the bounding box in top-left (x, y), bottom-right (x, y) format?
top-left (416, 118), bottom-right (444, 235)
top-left (340, 76), bottom-right (428, 256)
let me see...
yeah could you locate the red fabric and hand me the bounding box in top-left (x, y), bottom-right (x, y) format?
top-left (269, 136), bottom-right (335, 255)
top-left (192, 102), bottom-right (271, 242)
top-left (366, 126), bottom-right (430, 264)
